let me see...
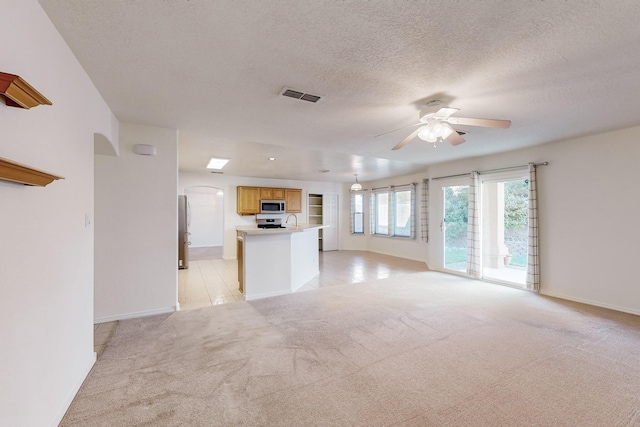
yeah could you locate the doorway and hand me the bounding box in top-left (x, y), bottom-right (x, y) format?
top-left (442, 183), bottom-right (469, 273)
top-left (308, 193), bottom-right (339, 251)
top-left (184, 186), bottom-right (224, 261)
top-left (481, 175), bottom-right (528, 286)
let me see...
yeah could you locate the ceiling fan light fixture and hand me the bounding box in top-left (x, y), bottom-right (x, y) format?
top-left (432, 121), bottom-right (444, 135)
top-left (418, 125), bottom-right (438, 143)
top-left (417, 119), bottom-right (455, 146)
top-left (441, 123), bottom-right (454, 139)
top-left (417, 126), bottom-right (431, 141)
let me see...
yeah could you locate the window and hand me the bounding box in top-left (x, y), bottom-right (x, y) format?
top-left (394, 190), bottom-right (411, 236)
top-left (351, 192), bottom-right (364, 234)
top-left (371, 184), bottom-right (416, 238)
top-left (375, 192), bottom-right (389, 234)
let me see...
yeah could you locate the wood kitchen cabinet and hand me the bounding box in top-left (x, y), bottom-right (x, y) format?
top-left (237, 186), bottom-right (260, 215)
top-left (272, 188), bottom-right (285, 199)
top-left (237, 186), bottom-right (301, 215)
top-left (285, 189), bottom-right (302, 213)
top-left (260, 188), bottom-right (273, 199)
top-left (260, 187), bottom-right (285, 199)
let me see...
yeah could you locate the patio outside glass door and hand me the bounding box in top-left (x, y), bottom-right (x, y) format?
top-left (481, 176), bottom-right (528, 286)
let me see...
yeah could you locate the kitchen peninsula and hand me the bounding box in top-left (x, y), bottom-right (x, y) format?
top-left (236, 225), bottom-right (325, 300)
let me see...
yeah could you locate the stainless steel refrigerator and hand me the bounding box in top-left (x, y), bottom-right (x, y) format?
top-left (178, 195), bottom-right (190, 269)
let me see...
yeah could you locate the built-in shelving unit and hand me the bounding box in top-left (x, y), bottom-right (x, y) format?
top-left (0, 157), bottom-right (64, 186)
top-left (308, 194), bottom-right (323, 250)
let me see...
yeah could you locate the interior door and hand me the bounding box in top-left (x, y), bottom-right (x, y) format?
top-left (322, 194), bottom-right (339, 251)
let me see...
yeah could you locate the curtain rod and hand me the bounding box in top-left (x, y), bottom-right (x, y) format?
top-left (370, 182), bottom-right (417, 191)
top-left (479, 162), bottom-right (549, 175)
top-left (432, 162), bottom-right (548, 181)
top-left (431, 172), bottom-right (470, 181)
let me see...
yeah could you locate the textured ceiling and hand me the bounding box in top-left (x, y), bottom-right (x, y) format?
top-left (38, 0), bottom-right (640, 182)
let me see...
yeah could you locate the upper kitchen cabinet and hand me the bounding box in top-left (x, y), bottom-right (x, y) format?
top-left (260, 188), bottom-right (273, 199)
top-left (285, 189), bottom-right (302, 213)
top-left (237, 186), bottom-right (260, 215)
top-left (237, 186), bottom-right (301, 215)
top-left (272, 188), bottom-right (285, 199)
top-left (260, 187), bottom-right (285, 200)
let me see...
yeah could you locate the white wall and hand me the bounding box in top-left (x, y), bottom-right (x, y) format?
top-left (179, 173), bottom-right (343, 259)
top-left (94, 123), bottom-right (178, 322)
top-left (184, 187), bottom-right (224, 247)
top-left (353, 126), bottom-right (640, 315)
top-left (0, 2), bottom-right (115, 426)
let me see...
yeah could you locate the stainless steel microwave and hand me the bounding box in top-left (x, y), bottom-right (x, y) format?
top-left (260, 200), bottom-right (286, 214)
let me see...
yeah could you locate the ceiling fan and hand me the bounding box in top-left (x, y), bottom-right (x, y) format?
top-left (388, 101), bottom-right (511, 150)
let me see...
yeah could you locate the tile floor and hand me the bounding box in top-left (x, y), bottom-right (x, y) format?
top-left (95, 250), bottom-right (429, 355)
top-left (179, 250), bottom-right (429, 310)
top-left (178, 257), bottom-right (244, 310)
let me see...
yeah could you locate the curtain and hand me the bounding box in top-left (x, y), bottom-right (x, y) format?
top-left (467, 171), bottom-right (481, 278)
top-left (388, 187), bottom-right (395, 237)
top-left (410, 183), bottom-right (416, 239)
top-left (421, 179), bottom-right (429, 242)
top-left (526, 163), bottom-right (540, 291)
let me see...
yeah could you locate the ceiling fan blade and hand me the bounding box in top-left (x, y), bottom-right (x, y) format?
top-left (373, 122), bottom-right (421, 138)
top-left (391, 127), bottom-right (422, 150)
top-left (433, 107), bottom-right (459, 119)
top-left (446, 130), bottom-right (465, 146)
top-left (448, 117), bottom-right (511, 128)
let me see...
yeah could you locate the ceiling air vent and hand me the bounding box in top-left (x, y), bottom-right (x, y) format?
top-left (280, 87), bottom-right (322, 103)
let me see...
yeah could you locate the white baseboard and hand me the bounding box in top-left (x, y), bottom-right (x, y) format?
top-left (244, 290), bottom-right (290, 301)
top-left (94, 306), bottom-right (177, 324)
top-left (540, 290), bottom-right (640, 316)
top-left (50, 352), bottom-right (96, 427)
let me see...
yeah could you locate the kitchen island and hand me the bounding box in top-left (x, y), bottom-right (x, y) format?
top-left (236, 225), bottom-right (325, 300)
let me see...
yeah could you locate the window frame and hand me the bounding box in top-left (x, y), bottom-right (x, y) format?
top-left (350, 192), bottom-right (365, 234)
top-left (370, 184), bottom-right (416, 239)
top-left (374, 191), bottom-right (389, 235)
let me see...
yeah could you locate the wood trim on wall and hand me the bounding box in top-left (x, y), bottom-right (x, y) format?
top-left (0, 72), bottom-right (52, 109)
top-left (0, 157), bottom-right (64, 186)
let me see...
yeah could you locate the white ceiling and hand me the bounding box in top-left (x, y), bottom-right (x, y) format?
top-left (38, 0), bottom-right (640, 183)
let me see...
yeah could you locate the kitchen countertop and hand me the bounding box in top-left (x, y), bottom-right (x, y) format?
top-left (236, 224), bottom-right (326, 235)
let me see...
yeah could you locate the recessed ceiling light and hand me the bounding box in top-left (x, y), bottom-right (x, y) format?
top-left (207, 157), bottom-right (230, 169)
top-left (268, 157), bottom-right (276, 161)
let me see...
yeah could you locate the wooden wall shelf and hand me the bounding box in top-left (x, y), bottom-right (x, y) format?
top-left (0, 72), bottom-right (52, 109)
top-left (0, 157), bottom-right (64, 186)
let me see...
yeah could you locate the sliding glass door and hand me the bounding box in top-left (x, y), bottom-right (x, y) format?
top-left (481, 175), bottom-right (528, 286)
top-left (442, 184), bottom-right (469, 272)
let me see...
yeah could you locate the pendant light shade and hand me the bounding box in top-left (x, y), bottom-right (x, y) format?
top-left (350, 173), bottom-right (362, 191)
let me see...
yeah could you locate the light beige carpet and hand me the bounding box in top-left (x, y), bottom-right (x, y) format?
top-left (62, 272), bottom-right (640, 426)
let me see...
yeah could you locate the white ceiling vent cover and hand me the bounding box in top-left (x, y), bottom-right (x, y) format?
top-left (280, 87), bottom-right (322, 103)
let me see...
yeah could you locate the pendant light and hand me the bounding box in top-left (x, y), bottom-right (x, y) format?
top-left (350, 173), bottom-right (362, 191)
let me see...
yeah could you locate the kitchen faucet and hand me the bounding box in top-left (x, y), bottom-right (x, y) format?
top-left (286, 214), bottom-right (298, 228)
